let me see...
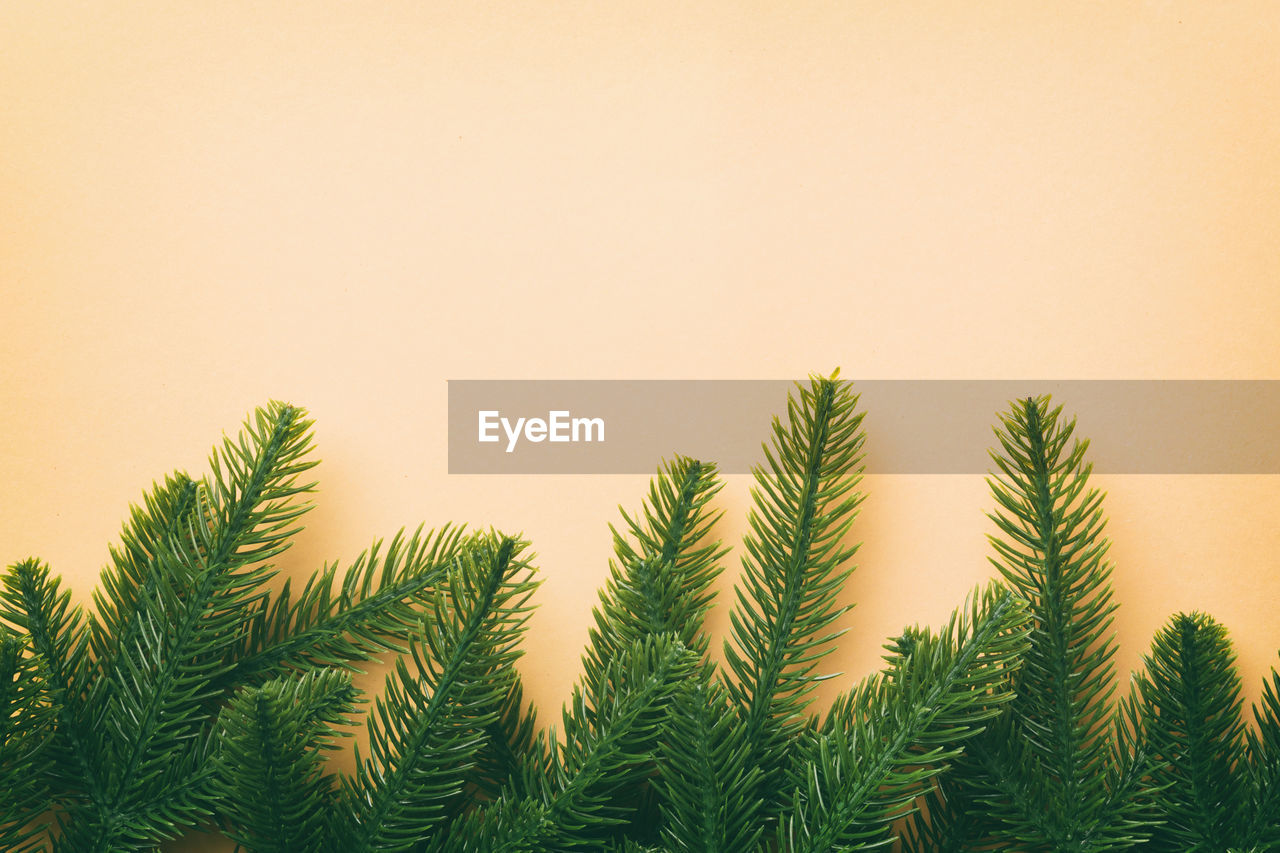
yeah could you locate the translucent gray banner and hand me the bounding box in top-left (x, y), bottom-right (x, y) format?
top-left (447, 380), bottom-right (1280, 474)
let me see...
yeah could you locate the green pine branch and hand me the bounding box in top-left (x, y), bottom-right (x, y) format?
top-left (470, 674), bottom-right (541, 803)
top-left (565, 455), bottom-right (727, 842)
top-left (0, 559), bottom-right (98, 842)
top-left (212, 668), bottom-right (360, 853)
top-left (899, 776), bottom-right (992, 853)
top-left (220, 523), bottom-right (469, 686)
top-left (338, 534), bottom-right (537, 852)
top-left (432, 635), bottom-right (699, 852)
top-left (1246, 666), bottom-right (1280, 847)
top-left (1136, 612), bottom-right (1248, 851)
top-left (779, 583), bottom-right (1029, 852)
top-left (89, 472), bottom-right (200, 685)
top-left (933, 396), bottom-right (1153, 852)
top-left (722, 372), bottom-right (866, 821)
top-left (655, 674), bottom-right (765, 853)
top-left (0, 624), bottom-right (53, 852)
top-left (1101, 688), bottom-right (1159, 845)
top-left (0, 401), bottom-right (501, 852)
top-left (589, 455), bottom-right (726, 663)
top-left (546, 635), bottom-right (702, 848)
top-left (51, 401), bottom-right (317, 851)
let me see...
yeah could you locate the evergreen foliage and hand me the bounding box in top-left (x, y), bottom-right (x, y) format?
top-left (336, 533), bottom-right (538, 851)
top-left (1248, 668), bottom-right (1280, 849)
top-left (211, 668), bottom-right (360, 853)
top-left (6, 381), bottom-right (1279, 852)
top-left (1, 618), bottom-right (53, 851)
top-left (904, 396), bottom-right (1155, 851)
top-left (0, 403), bottom-right (477, 850)
top-left (781, 585), bottom-right (1029, 852)
top-left (722, 376), bottom-right (866, 822)
top-left (1134, 611), bottom-right (1280, 851)
top-left (590, 456), bottom-right (726, 662)
top-left (656, 675), bottom-right (764, 853)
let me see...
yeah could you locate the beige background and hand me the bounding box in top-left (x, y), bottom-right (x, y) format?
top-left (2, 3), bottom-right (1278, 849)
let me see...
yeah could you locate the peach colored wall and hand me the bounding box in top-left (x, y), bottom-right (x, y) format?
top-left (3, 4), bottom-right (1278, 850)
